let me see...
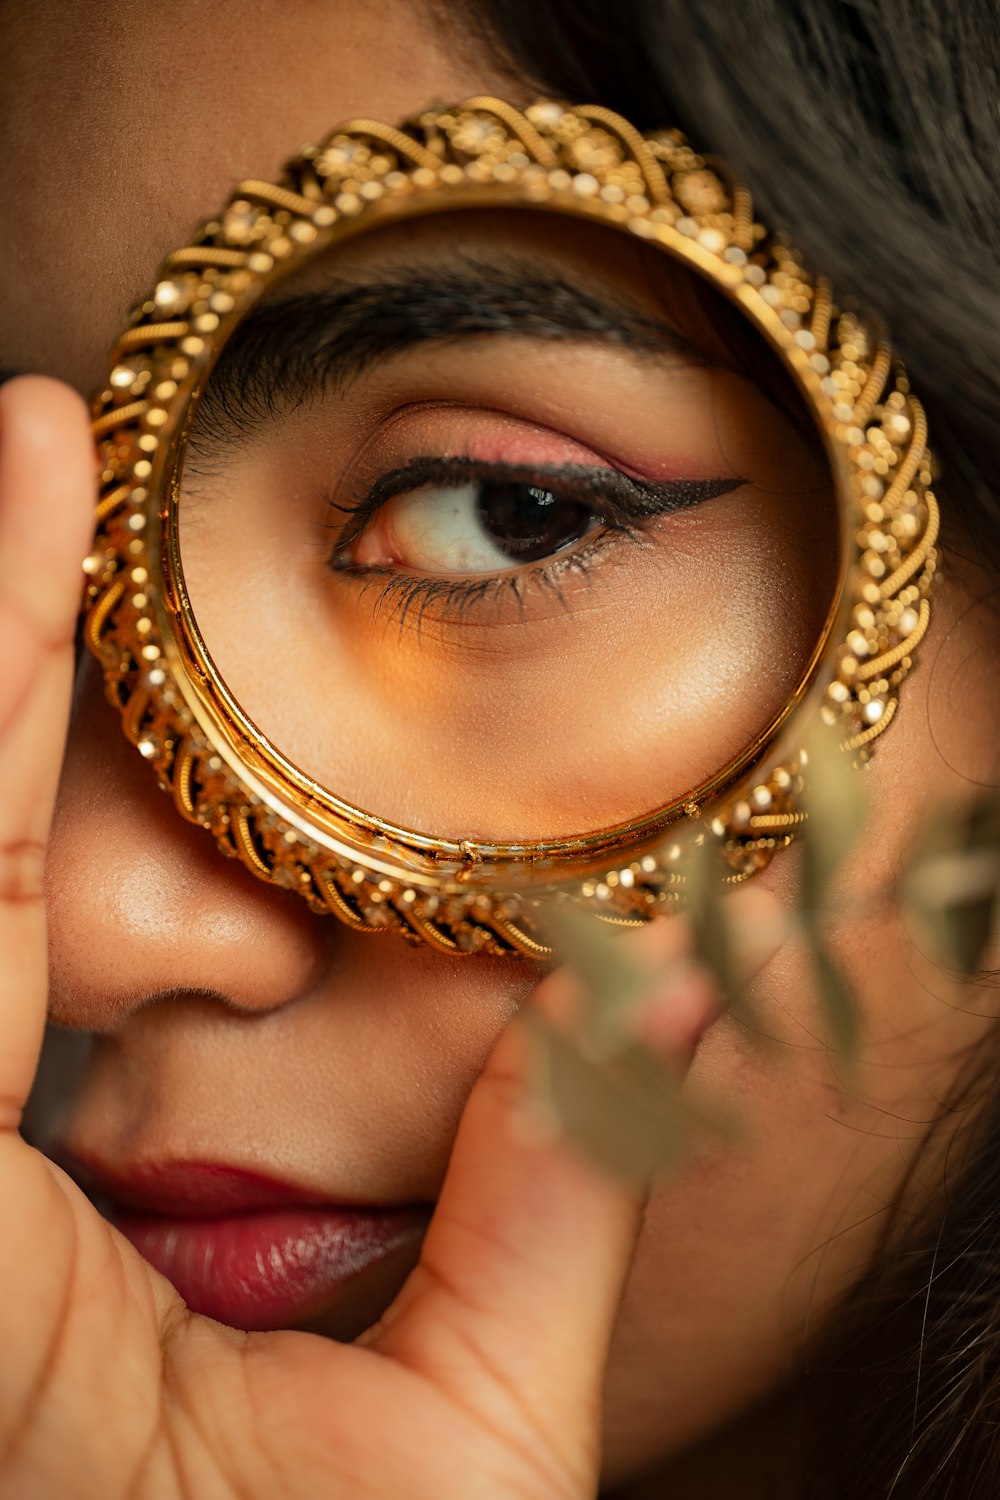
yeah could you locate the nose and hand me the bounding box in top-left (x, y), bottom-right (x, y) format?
top-left (46, 656), bottom-right (330, 1030)
top-left (43, 656), bottom-right (532, 1207)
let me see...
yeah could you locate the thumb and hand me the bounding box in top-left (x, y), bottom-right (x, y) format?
top-left (369, 1004), bottom-right (642, 1491)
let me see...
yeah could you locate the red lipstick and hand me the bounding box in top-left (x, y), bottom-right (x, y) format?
top-left (62, 1157), bottom-right (431, 1338)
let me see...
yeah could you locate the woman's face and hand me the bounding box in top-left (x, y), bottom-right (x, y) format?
top-left (4, 0), bottom-right (999, 1489)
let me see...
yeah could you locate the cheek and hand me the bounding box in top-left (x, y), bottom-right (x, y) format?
top-left (599, 927), bottom-right (983, 1485)
top-left (598, 665), bottom-right (1000, 1487)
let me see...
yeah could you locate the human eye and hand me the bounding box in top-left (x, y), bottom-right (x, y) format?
top-left (177, 219), bottom-right (842, 840)
top-left (329, 455), bottom-right (743, 621)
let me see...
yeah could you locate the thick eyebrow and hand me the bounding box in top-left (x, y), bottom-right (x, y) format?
top-left (192, 255), bottom-right (704, 445)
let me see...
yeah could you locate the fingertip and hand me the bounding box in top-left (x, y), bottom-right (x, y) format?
top-left (0, 373), bottom-right (97, 639)
top-left (0, 372), bottom-right (91, 445)
top-left (0, 374), bottom-right (95, 501)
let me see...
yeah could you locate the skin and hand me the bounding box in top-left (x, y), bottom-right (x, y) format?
top-left (1, 2), bottom-right (999, 1496)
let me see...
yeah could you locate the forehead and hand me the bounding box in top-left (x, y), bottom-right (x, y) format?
top-left (0, 0), bottom-right (513, 390)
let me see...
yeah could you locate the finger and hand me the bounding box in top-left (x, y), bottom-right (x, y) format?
top-left (369, 885), bottom-right (788, 1488)
top-left (0, 376), bottom-right (95, 1127)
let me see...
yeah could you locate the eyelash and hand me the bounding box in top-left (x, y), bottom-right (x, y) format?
top-left (324, 455), bottom-right (742, 631)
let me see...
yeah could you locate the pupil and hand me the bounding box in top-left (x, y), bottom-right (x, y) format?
top-left (476, 480), bottom-right (593, 562)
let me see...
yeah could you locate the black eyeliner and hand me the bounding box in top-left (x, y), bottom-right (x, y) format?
top-left (327, 455), bottom-right (746, 560)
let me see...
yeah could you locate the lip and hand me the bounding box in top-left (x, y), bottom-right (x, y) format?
top-left (57, 1156), bottom-right (340, 1217)
top-left (57, 1154), bottom-right (433, 1338)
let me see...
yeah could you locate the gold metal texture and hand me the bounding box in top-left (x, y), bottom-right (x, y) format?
top-left (81, 97), bottom-right (939, 957)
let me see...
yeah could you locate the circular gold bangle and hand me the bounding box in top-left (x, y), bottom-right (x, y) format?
top-left (82, 96), bottom-right (938, 958)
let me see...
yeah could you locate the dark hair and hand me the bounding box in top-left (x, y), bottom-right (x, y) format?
top-left (437, 3), bottom-right (1000, 1496)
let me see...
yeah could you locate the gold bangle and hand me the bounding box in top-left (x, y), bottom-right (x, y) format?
top-left (81, 96), bottom-right (938, 956)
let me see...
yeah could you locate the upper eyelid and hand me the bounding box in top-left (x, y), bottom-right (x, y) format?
top-left (332, 456), bottom-right (634, 518)
top-left (328, 454), bottom-right (747, 539)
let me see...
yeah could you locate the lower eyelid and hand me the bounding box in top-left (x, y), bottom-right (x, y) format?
top-left (329, 524), bottom-right (635, 632)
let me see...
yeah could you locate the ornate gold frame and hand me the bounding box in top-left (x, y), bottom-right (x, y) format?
top-left (82, 97), bottom-right (938, 958)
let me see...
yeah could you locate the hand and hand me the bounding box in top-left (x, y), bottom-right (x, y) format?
top-left (0, 375), bottom-right (773, 1500)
